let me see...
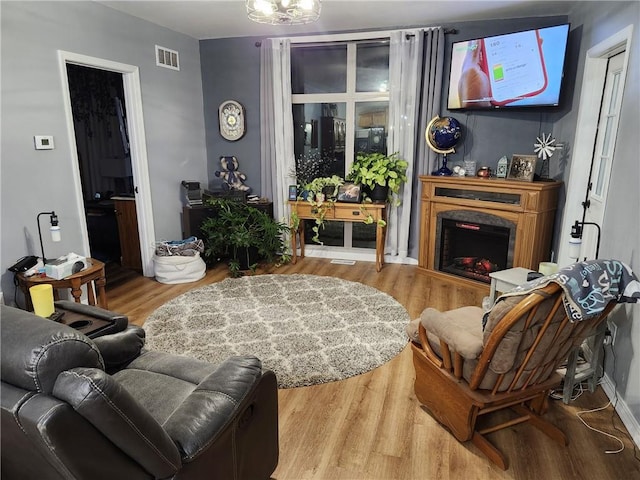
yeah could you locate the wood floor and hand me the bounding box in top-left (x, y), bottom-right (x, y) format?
top-left (105, 259), bottom-right (640, 479)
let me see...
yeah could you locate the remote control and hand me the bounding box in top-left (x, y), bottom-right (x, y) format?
top-left (48, 311), bottom-right (65, 322)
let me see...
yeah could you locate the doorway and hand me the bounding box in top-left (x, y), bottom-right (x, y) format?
top-left (557, 26), bottom-right (633, 265)
top-left (66, 64), bottom-right (138, 278)
top-left (58, 50), bottom-right (156, 280)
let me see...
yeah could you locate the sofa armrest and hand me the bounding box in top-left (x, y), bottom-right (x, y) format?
top-left (53, 367), bottom-right (181, 478)
top-left (54, 300), bottom-right (128, 335)
top-left (92, 326), bottom-right (146, 374)
top-left (420, 306), bottom-right (484, 360)
top-left (163, 356), bottom-right (264, 461)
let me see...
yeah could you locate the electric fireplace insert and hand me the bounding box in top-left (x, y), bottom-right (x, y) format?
top-left (435, 210), bottom-right (516, 284)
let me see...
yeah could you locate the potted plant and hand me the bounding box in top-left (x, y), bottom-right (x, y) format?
top-left (302, 175), bottom-right (344, 243)
top-left (200, 198), bottom-right (290, 277)
top-left (347, 152), bottom-right (408, 204)
top-left (303, 175), bottom-right (344, 203)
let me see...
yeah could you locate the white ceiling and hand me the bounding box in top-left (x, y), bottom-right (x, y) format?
top-left (99, 0), bottom-right (577, 40)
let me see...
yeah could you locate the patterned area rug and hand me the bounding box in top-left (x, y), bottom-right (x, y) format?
top-left (143, 274), bottom-right (410, 388)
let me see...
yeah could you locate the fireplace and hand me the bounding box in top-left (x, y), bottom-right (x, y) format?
top-left (418, 176), bottom-right (562, 287)
top-left (435, 211), bottom-right (515, 283)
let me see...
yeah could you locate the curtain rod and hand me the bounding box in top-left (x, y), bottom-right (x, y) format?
top-left (254, 27), bottom-right (457, 47)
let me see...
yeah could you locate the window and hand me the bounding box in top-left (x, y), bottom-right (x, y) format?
top-left (291, 40), bottom-right (390, 248)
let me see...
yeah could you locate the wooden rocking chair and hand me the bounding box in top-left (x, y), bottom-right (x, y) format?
top-left (410, 282), bottom-right (615, 470)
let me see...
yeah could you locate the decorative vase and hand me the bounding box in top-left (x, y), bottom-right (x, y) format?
top-left (370, 184), bottom-right (389, 204)
top-left (236, 246), bottom-right (261, 271)
top-left (432, 155), bottom-right (453, 176)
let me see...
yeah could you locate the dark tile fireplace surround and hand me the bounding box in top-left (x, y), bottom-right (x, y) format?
top-left (418, 176), bottom-right (562, 287)
top-left (436, 211), bottom-right (516, 283)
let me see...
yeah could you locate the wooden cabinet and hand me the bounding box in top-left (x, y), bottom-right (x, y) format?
top-left (358, 110), bottom-right (387, 128)
top-left (114, 198), bottom-right (142, 272)
top-left (418, 176), bottom-right (562, 287)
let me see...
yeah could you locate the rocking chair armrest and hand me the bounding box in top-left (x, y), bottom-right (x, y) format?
top-left (417, 323), bottom-right (443, 367)
top-left (419, 307), bottom-right (484, 361)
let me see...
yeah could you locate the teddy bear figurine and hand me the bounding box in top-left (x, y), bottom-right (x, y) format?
top-left (215, 156), bottom-right (251, 192)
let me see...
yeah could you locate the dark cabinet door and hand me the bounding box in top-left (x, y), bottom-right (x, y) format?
top-left (115, 199), bottom-right (142, 272)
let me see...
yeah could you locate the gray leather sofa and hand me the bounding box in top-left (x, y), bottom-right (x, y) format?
top-left (1, 305), bottom-right (279, 479)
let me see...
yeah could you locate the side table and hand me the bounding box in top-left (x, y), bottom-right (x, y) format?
top-left (289, 201), bottom-right (387, 272)
top-left (488, 267), bottom-right (534, 306)
top-left (17, 258), bottom-right (108, 311)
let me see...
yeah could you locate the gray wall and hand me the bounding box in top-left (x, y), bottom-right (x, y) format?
top-left (1, 1), bottom-right (207, 304)
top-left (200, 37), bottom-right (263, 194)
top-left (560, 1), bottom-right (640, 431)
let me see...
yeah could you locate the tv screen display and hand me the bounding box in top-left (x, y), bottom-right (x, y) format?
top-left (447, 24), bottom-right (570, 109)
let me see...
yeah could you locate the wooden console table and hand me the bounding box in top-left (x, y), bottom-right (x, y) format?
top-left (17, 258), bottom-right (108, 311)
top-left (289, 201), bottom-right (387, 271)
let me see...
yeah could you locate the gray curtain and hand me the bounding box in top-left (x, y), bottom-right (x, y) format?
top-left (259, 39), bottom-right (295, 224)
top-left (409, 28), bottom-right (445, 259)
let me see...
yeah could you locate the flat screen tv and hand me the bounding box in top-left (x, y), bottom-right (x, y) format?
top-left (447, 24), bottom-right (570, 110)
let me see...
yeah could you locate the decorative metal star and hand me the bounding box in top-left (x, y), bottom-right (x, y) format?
top-left (534, 133), bottom-right (557, 160)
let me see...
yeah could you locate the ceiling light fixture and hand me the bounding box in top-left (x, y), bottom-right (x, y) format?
top-left (246, 0), bottom-right (321, 25)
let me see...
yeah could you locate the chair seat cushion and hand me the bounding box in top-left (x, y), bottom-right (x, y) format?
top-left (112, 351), bottom-right (218, 424)
top-left (408, 306), bottom-right (484, 360)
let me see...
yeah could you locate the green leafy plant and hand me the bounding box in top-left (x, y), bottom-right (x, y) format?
top-left (201, 198), bottom-right (290, 277)
top-left (359, 204), bottom-right (387, 227)
top-left (347, 152), bottom-right (408, 204)
top-left (303, 175), bottom-right (344, 202)
top-left (301, 175), bottom-right (344, 243)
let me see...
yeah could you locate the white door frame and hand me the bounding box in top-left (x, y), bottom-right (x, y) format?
top-left (57, 51), bottom-right (155, 276)
top-left (556, 25), bottom-right (633, 267)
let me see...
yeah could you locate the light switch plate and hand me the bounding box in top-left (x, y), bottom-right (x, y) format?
top-left (34, 135), bottom-right (54, 150)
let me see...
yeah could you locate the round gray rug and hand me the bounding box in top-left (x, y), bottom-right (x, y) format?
top-left (143, 274), bottom-right (410, 388)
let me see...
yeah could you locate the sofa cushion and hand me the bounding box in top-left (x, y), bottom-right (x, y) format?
top-left (53, 367), bottom-right (181, 478)
top-left (0, 305), bottom-right (103, 394)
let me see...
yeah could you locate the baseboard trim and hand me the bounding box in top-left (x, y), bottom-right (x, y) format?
top-left (600, 373), bottom-right (640, 448)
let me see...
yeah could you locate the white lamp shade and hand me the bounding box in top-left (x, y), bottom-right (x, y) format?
top-left (50, 225), bottom-right (61, 242)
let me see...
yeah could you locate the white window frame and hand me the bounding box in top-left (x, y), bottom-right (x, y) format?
top-left (290, 32), bottom-right (390, 252)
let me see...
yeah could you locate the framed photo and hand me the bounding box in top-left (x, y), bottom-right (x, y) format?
top-left (508, 154), bottom-right (537, 182)
top-left (288, 185), bottom-right (298, 201)
top-left (337, 183), bottom-right (361, 203)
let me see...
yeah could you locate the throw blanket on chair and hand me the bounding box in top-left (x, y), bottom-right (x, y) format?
top-left (493, 259), bottom-right (640, 322)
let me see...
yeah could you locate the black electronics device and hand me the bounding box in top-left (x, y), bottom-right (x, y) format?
top-left (9, 255), bottom-right (38, 273)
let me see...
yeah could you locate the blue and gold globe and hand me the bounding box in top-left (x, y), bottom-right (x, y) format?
top-left (426, 116), bottom-right (462, 154)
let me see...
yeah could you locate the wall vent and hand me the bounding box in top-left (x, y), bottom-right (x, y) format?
top-left (155, 45), bottom-right (179, 71)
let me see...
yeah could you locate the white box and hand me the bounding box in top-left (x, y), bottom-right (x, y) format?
top-left (45, 254), bottom-right (87, 280)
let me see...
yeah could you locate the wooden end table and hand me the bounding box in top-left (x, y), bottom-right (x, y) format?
top-left (289, 201), bottom-right (387, 272)
top-left (17, 258), bottom-right (108, 311)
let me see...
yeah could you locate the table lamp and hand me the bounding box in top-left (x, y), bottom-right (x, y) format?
top-left (37, 211), bottom-right (61, 264)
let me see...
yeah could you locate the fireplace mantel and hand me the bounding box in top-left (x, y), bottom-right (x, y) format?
top-left (418, 175), bottom-right (562, 287)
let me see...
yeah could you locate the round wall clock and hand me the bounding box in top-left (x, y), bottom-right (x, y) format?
top-left (218, 100), bottom-right (245, 141)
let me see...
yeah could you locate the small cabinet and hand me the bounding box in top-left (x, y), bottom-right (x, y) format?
top-left (114, 198), bottom-right (142, 272)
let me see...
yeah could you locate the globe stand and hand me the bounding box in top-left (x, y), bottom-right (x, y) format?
top-left (431, 155), bottom-right (453, 176)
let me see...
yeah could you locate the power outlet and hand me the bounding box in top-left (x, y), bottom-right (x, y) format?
top-left (606, 321), bottom-right (617, 346)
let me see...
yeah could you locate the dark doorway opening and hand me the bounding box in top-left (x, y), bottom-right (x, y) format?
top-left (66, 64), bottom-right (141, 285)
